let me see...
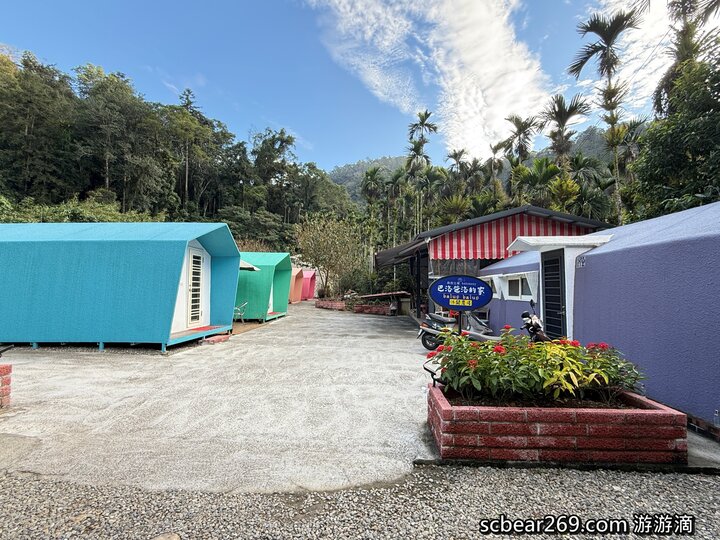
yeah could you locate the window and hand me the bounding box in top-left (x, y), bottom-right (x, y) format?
top-left (506, 276), bottom-right (533, 301)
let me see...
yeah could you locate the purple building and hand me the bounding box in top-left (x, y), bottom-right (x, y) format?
top-left (480, 202), bottom-right (720, 428)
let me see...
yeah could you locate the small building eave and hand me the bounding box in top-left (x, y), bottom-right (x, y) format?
top-left (507, 235), bottom-right (614, 253)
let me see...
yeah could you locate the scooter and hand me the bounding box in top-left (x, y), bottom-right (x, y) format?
top-left (521, 300), bottom-right (551, 342)
top-left (417, 310), bottom-right (497, 350)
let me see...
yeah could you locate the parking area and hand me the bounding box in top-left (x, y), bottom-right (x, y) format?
top-left (0, 302), bottom-right (435, 493)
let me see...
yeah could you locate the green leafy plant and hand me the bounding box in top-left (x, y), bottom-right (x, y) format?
top-left (426, 327), bottom-right (642, 404)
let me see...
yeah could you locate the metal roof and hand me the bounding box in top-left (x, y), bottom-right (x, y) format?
top-left (584, 201), bottom-right (720, 255)
top-left (0, 222), bottom-right (227, 241)
top-left (478, 251), bottom-right (540, 276)
top-left (0, 222), bottom-right (240, 257)
top-left (415, 205), bottom-right (609, 240)
top-left (239, 251), bottom-right (292, 268)
top-left (375, 205), bottom-right (609, 267)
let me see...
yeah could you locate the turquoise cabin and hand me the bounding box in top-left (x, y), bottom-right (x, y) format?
top-left (0, 222), bottom-right (240, 351)
top-left (235, 252), bottom-right (291, 321)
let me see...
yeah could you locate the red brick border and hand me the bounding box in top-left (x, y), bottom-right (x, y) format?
top-left (353, 304), bottom-right (392, 316)
top-left (0, 364), bottom-right (11, 408)
top-left (315, 300), bottom-right (347, 311)
top-left (427, 384), bottom-right (687, 464)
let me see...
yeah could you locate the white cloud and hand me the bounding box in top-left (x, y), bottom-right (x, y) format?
top-left (162, 80), bottom-right (180, 96)
top-left (304, 0), bottom-right (551, 159)
top-left (429, 0), bottom-right (549, 157)
top-left (305, 0), bottom-right (423, 115)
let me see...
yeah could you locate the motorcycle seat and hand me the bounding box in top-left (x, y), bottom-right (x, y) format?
top-left (428, 313), bottom-right (456, 324)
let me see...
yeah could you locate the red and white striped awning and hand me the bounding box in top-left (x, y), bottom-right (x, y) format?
top-left (429, 213), bottom-right (591, 260)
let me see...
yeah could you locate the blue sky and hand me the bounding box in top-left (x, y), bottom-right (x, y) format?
top-left (1, 0), bottom-right (682, 170)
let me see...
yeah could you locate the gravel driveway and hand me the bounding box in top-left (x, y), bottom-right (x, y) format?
top-left (0, 302), bottom-right (434, 493)
top-left (1, 465), bottom-right (718, 539)
top-left (2, 303), bottom-right (719, 538)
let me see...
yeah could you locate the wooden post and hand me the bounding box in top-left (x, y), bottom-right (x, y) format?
top-left (415, 250), bottom-right (422, 318)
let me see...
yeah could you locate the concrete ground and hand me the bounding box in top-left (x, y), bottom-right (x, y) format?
top-left (0, 302), bottom-right (435, 493)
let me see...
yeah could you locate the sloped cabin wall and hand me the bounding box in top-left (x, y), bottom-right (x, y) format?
top-left (573, 236), bottom-right (720, 425)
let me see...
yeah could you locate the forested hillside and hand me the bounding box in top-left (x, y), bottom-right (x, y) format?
top-left (0, 53), bottom-right (355, 250)
top-left (328, 156), bottom-right (406, 203)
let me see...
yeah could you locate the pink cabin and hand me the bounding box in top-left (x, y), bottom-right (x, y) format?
top-left (301, 270), bottom-right (316, 300)
top-left (289, 267), bottom-right (303, 304)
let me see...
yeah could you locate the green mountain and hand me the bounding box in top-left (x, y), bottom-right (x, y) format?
top-left (571, 126), bottom-right (612, 163)
top-left (328, 156), bottom-right (406, 203)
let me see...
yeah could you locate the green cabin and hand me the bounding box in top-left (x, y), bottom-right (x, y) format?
top-left (236, 252), bottom-right (291, 321)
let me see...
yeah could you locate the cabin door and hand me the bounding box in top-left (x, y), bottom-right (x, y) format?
top-left (541, 249), bottom-right (567, 338)
top-left (187, 247), bottom-right (205, 328)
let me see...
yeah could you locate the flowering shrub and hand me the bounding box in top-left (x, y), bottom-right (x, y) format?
top-left (426, 327), bottom-right (643, 403)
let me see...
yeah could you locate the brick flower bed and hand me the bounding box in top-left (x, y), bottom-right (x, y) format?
top-left (353, 304), bottom-right (392, 316)
top-left (0, 364), bottom-right (11, 408)
top-left (427, 384), bottom-right (687, 464)
top-left (315, 300), bottom-right (346, 311)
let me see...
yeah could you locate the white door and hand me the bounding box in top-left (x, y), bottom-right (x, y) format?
top-left (187, 248), bottom-right (204, 328)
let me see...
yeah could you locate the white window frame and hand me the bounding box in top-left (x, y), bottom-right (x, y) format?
top-left (504, 274), bottom-right (534, 302)
top-left (187, 247), bottom-right (204, 328)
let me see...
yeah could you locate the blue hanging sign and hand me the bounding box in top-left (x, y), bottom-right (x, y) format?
top-left (429, 275), bottom-right (493, 311)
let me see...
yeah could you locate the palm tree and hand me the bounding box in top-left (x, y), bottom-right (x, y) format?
top-left (385, 167), bottom-right (406, 247)
top-left (360, 166), bottom-right (383, 204)
top-left (569, 9), bottom-right (639, 222)
top-left (569, 153), bottom-right (608, 186)
top-left (617, 118), bottom-right (646, 183)
top-left (514, 157), bottom-right (563, 207)
top-left (654, 19), bottom-right (701, 115)
top-left (484, 141), bottom-right (506, 185)
top-left (408, 109), bottom-right (438, 141)
top-left (439, 194), bottom-right (471, 225)
top-left (465, 158), bottom-right (486, 196)
top-left (502, 115), bottom-right (543, 162)
top-left (571, 182), bottom-right (613, 220)
top-left (541, 94), bottom-right (591, 168)
top-left (548, 173), bottom-right (581, 213)
top-left (406, 139), bottom-right (430, 235)
top-left (446, 148), bottom-right (468, 176)
top-left (361, 167), bottom-right (385, 257)
top-left (632, 0), bottom-right (719, 24)
top-left (422, 166), bottom-right (445, 228)
top-left (568, 11), bottom-right (639, 81)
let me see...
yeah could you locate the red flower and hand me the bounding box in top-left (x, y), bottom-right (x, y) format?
top-left (437, 345), bottom-right (445, 352)
top-left (461, 331), bottom-right (470, 336)
top-left (445, 346), bottom-right (453, 352)
top-left (558, 339), bottom-right (569, 345)
top-left (470, 342), bottom-right (480, 348)
top-left (598, 342), bottom-right (610, 350)
top-left (440, 367), bottom-right (447, 374)
top-left (493, 345), bottom-right (506, 355)
top-left (426, 351), bottom-right (437, 359)
top-left (468, 359), bottom-right (477, 369)
top-left (503, 324), bottom-right (512, 330)
top-left (587, 342), bottom-right (596, 349)
top-left (570, 340), bottom-right (580, 347)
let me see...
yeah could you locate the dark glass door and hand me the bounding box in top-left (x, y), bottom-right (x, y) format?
top-left (541, 249), bottom-right (566, 338)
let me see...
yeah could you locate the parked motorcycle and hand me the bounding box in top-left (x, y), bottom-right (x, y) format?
top-left (417, 310), bottom-right (497, 350)
top-left (521, 299), bottom-right (551, 342)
